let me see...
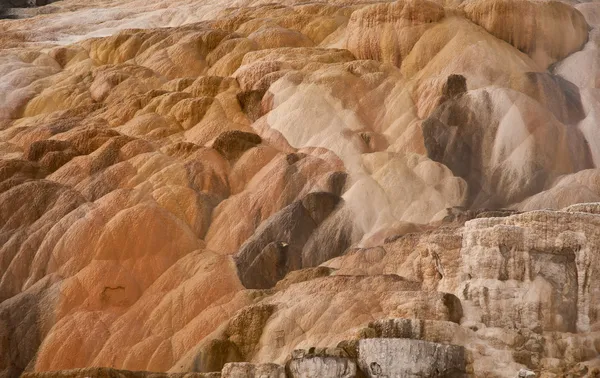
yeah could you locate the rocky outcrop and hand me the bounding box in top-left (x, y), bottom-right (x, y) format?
top-left (221, 362), bottom-right (284, 378)
top-left (368, 318), bottom-right (468, 344)
top-left (212, 131), bottom-right (262, 161)
top-left (344, 0), bottom-right (446, 67)
top-left (358, 338), bottom-right (467, 378)
top-left (286, 350), bottom-right (357, 378)
top-left (461, 0), bottom-right (589, 69)
top-left (2, 0), bottom-right (600, 377)
top-left (459, 210), bottom-right (600, 334)
top-left (422, 84), bottom-right (594, 207)
top-left (234, 192), bottom-right (343, 289)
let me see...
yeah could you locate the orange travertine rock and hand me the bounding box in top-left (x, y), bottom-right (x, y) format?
top-left (1, 0), bottom-right (600, 377)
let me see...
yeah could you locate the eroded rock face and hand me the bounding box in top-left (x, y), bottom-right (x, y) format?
top-left (460, 210), bottom-right (600, 334)
top-left (221, 362), bottom-right (285, 378)
top-left (344, 0), bottom-right (446, 67)
top-left (461, 0), bottom-right (589, 69)
top-left (357, 338), bottom-right (468, 378)
top-left (1, 0), bottom-right (600, 377)
top-left (287, 354), bottom-right (357, 378)
top-left (21, 368), bottom-right (221, 378)
top-left (422, 83), bottom-right (593, 208)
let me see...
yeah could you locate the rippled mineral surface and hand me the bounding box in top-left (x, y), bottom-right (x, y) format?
top-left (1, 0), bottom-right (600, 376)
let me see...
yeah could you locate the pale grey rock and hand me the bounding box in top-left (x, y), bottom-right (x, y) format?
top-left (357, 338), bottom-right (467, 378)
top-left (459, 210), bottom-right (600, 333)
top-left (517, 368), bottom-right (535, 377)
top-left (221, 362), bottom-right (285, 378)
top-left (368, 318), bottom-right (468, 343)
top-left (286, 356), bottom-right (357, 378)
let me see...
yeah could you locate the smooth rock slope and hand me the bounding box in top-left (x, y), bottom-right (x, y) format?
top-left (1, 0), bottom-right (600, 377)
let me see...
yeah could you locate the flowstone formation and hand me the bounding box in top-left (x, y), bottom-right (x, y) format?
top-left (1, 0), bottom-right (600, 377)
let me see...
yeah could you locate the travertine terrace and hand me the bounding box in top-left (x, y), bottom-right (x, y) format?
top-left (0, 0), bottom-right (599, 376)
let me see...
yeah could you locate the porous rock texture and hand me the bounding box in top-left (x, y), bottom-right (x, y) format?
top-left (357, 338), bottom-right (467, 377)
top-left (1, 0), bottom-right (600, 377)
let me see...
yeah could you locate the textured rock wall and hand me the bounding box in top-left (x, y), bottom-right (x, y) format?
top-left (357, 338), bottom-right (467, 377)
top-left (460, 210), bottom-right (600, 334)
top-left (1, 0), bottom-right (600, 377)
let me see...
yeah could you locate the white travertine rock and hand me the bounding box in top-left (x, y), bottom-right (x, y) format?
top-left (459, 211), bottom-right (600, 333)
top-left (221, 362), bottom-right (285, 378)
top-left (357, 338), bottom-right (467, 378)
top-left (286, 356), bottom-right (357, 378)
top-left (1, 0), bottom-right (600, 376)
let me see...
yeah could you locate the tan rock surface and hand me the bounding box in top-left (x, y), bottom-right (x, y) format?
top-left (1, 0), bottom-right (599, 377)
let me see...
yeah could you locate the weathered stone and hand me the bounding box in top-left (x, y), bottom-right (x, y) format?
top-left (221, 362), bottom-right (284, 378)
top-left (236, 90), bottom-right (266, 122)
top-left (459, 211), bottom-right (600, 333)
top-left (234, 201), bottom-right (315, 289)
top-left (517, 369), bottom-right (535, 378)
top-left (3, 1), bottom-right (600, 377)
top-left (357, 338), bottom-right (467, 378)
top-left (286, 355), bottom-right (357, 378)
top-left (368, 318), bottom-right (468, 345)
top-left (194, 339), bottom-right (243, 373)
top-left (224, 304), bottom-right (277, 360)
top-left (213, 131), bottom-right (262, 161)
top-left (301, 192), bottom-right (342, 225)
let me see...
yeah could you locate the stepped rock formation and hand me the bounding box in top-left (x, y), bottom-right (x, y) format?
top-left (1, 0), bottom-right (600, 377)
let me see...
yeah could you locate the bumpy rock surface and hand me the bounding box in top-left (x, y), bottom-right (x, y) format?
top-left (221, 362), bottom-right (285, 378)
top-left (287, 354), bottom-right (357, 378)
top-left (1, 0), bottom-right (600, 377)
top-left (358, 338), bottom-right (467, 377)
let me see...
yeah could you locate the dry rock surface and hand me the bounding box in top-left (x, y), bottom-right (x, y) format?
top-left (1, 0), bottom-right (600, 377)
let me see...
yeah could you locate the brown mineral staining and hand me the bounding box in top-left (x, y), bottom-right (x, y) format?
top-left (1, 0), bottom-right (600, 376)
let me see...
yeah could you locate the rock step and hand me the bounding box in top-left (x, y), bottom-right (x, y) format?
top-left (222, 338), bottom-right (468, 378)
top-left (21, 339), bottom-right (468, 378)
top-left (357, 338), bottom-right (467, 378)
